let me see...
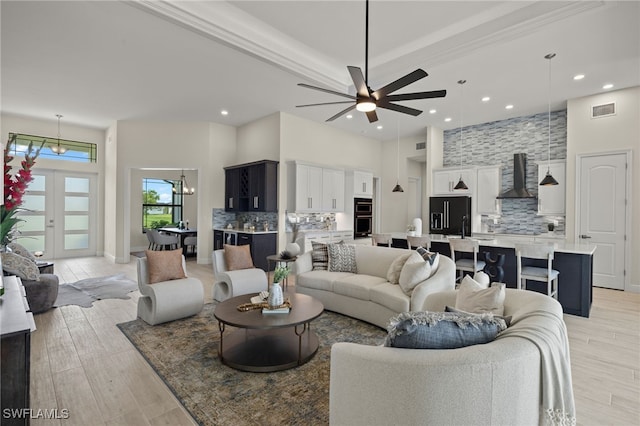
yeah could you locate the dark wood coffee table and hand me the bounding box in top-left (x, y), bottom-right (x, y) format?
top-left (214, 292), bottom-right (324, 372)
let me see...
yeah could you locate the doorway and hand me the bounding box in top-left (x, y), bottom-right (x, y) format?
top-left (16, 170), bottom-right (98, 259)
top-left (576, 151), bottom-right (630, 290)
top-left (407, 176), bottom-right (422, 231)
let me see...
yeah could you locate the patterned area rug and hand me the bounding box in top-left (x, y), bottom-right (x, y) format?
top-left (55, 273), bottom-right (138, 308)
top-left (117, 303), bottom-right (386, 425)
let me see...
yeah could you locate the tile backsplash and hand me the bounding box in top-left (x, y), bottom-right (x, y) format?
top-left (212, 209), bottom-right (278, 231)
top-left (444, 110), bottom-right (567, 235)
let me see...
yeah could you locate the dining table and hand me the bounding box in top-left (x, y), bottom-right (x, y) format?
top-left (159, 227), bottom-right (197, 257)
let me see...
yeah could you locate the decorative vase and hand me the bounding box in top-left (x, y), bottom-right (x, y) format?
top-left (268, 282), bottom-right (284, 309)
top-left (407, 231), bottom-right (416, 237)
top-left (285, 242), bottom-right (300, 257)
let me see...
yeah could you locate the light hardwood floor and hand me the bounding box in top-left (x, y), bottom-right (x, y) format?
top-left (27, 256), bottom-right (640, 425)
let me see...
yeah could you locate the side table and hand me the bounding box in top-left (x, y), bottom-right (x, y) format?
top-left (36, 261), bottom-right (54, 274)
top-left (266, 255), bottom-right (297, 289)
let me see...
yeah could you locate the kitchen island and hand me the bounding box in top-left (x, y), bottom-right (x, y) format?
top-left (427, 233), bottom-right (596, 317)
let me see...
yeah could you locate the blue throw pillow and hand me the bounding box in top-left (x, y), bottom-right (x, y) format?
top-left (384, 311), bottom-right (508, 349)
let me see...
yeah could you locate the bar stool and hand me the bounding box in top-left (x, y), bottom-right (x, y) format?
top-left (449, 238), bottom-right (485, 282)
top-left (371, 233), bottom-right (392, 247)
top-left (407, 235), bottom-right (431, 250)
top-left (515, 243), bottom-right (559, 299)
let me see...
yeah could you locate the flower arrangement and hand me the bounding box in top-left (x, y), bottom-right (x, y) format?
top-left (2, 134), bottom-right (43, 246)
top-left (273, 265), bottom-right (290, 284)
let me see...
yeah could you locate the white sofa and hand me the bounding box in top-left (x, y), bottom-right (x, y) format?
top-left (330, 288), bottom-right (570, 426)
top-left (295, 245), bottom-right (456, 328)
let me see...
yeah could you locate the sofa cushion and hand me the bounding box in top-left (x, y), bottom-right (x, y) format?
top-left (455, 275), bottom-right (506, 316)
top-left (370, 283), bottom-right (411, 313)
top-left (355, 245), bottom-right (410, 279)
top-left (8, 242), bottom-right (38, 263)
top-left (384, 310), bottom-right (508, 349)
top-left (398, 252), bottom-right (436, 295)
top-left (224, 244), bottom-right (254, 271)
top-left (296, 270), bottom-right (352, 292)
top-left (2, 251), bottom-right (40, 281)
top-left (445, 305), bottom-right (512, 327)
top-left (145, 249), bottom-right (186, 284)
top-left (328, 242), bottom-right (357, 273)
top-left (386, 253), bottom-right (412, 284)
top-left (311, 241), bottom-right (329, 270)
top-left (333, 274), bottom-right (387, 301)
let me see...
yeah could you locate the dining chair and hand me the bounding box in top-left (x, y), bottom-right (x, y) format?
top-left (145, 229), bottom-right (157, 250)
top-left (515, 243), bottom-right (559, 299)
top-left (148, 229), bottom-right (179, 251)
top-left (448, 237), bottom-right (486, 283)
top-left (183, 236), bottom-right (197, 256)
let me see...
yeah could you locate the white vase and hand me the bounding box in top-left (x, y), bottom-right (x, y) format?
top-left (285, 242), bottom-right (300, 256)
top-left (268, 282), bottom-right (284, 309)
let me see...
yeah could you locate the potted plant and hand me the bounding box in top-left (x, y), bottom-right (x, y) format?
top-left (407, 224), bottom-right (416, 237)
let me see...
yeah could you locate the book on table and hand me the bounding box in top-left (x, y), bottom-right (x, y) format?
top-left (262, 307), bottom-right (290, 314)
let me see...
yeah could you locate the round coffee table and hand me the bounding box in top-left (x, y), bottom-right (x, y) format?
top-left (214, 292), bottom-right (324, 372)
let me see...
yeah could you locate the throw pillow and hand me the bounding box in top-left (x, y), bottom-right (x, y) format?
top-left (327, 242), bottom-right (357, 273)
top-left (311, 241), bottom-right (329, 271)
top-left (384, 311), bottom-right (508, 349)
top-left (223, 244), bottom-right (254, 271)
top-left (398, 250), bottom-right (437, 296)
top-left (455, 275), bottom-right (506, 316)
top-left (1, 251), bottom-right (40, 281)
top-left (145, 249), bottom-right (186, 284)
top-left (7, 242), bottom-right (37, 263)
top-left (416, 246), bottom-right (440, 269)
top-left (386, 253), bottom-right (412, 284)
top-left (445, 305), bottom-right (512, 327)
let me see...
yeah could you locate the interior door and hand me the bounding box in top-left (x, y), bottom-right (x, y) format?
top-left (578, 153), bottom-right (627, 289)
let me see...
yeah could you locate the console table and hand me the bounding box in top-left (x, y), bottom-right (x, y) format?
top-left (1, 276), bottom-right (36, 425)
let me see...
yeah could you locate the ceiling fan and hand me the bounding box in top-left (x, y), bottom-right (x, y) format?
top-left (296, 0), bottom-right (446, 123)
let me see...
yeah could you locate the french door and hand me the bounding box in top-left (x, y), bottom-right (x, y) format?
top-left (16, 170), bottom-right (97, 259)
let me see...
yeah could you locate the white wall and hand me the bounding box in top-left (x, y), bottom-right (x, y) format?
top-left (566, 86), bottom-right (639, 290)
top-left (236, 113), bottom-right (280, 164)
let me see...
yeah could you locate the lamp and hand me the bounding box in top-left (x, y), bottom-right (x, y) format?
top-left (174, 170), bottom-right (195, 195)
top-left (453, 80), bottom-right (468, 190)
top-left (540, 53), bottom-right (559, 186)
top-left (51, 114), bottom-right (67, 155)
top-left (392, 119), bottom-right (404, 192)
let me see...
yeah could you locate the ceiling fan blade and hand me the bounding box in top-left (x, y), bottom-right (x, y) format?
top-left (326, 105), bottom-right (357, 122)
top-left (377, 101), bottom-right (423, 116)
top-left (347, 66), bottom-right (370, 97)
top-left (296, 101), bottom-right (355, 108)
top-left (372, 69), bottom-right (428, 99)
top-left (366, 110), bottom-right (378, 123)
top-left (384, 90), bottom-right (447, 102)
top-left (298, 83), bottom-right (355, 100)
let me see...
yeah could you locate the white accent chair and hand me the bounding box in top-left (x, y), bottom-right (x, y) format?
top-left (449, 237), bottom-right (486, 282)
top-left (136, 255), bottom-right (204, 325)
top-left (515, 243), bottom-right (559, 299)
top-left (212, 249), bottom-right (268, 302)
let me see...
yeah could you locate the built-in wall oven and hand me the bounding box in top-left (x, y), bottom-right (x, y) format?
top-left (353, 198), bottom-right (373, 238)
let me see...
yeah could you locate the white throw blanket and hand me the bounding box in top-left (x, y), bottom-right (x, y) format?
top-left (497, 309), bottom-right (576, 426)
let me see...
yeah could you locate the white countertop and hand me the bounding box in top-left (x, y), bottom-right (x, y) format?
top-left (426, 233), bottom-right (596, 255)
top-left (214, 227), bottom-right (278, 234)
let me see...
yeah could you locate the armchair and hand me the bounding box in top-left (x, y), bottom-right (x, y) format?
top-left (212, 249), bottom-right (267, 302)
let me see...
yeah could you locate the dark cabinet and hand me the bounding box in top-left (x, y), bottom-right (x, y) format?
top-left (237, 232), bottom-right (277, 271)
top-left (213, 230), bottom-right (224, 251)
top-left (225, 160), bottom-right (278, 212)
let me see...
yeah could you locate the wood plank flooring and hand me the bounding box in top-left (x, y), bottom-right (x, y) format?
top-left (25, 256), bottom-right (640, 425)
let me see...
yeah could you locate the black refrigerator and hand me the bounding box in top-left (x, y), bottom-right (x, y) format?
top-left (429, 196), bottom-right (472, 236)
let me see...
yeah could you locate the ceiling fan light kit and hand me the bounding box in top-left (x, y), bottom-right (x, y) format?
top-left (296, 0), bottom-right (446, 123)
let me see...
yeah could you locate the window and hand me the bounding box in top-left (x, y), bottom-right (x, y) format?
top-left (9, 133), bottom-right (97, 163)
top-left (142, 178), bottom-right (183, 230)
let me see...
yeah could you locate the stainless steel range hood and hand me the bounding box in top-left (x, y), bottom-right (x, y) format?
top-left (497, 153), bottom-right (537, 199)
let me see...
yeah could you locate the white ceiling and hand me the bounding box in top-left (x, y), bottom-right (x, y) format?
top-left (1, 1), bottom-right (638, 141)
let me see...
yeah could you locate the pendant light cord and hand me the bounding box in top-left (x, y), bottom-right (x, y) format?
top-left (545, 53), bottom-right (555, 172)
top-left (364, 0), bottom-right (369, 85)
top-left (396, 118), bottom-right (400, 181)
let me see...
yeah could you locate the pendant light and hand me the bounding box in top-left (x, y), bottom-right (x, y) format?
top-left (392, 119), bottom-right (404, 192)
top-left (51, 114), bottom-right (67, 155)
top-left (453, 80), bottom-right (468, 190)
top-left (540, 53), bottom-right (559, 186)
top-left (174, 170), bottom-right (195, 195)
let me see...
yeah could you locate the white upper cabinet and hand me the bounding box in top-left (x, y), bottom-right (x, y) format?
top-left (322, 168), bottom-right (345, 212)
top-left (476, 166), bottom-right (501, 215)
top-left (295, 163), bottom-right (323, 212)
top-left (537, 161), bottom-right (566, 215)
top-left (353, 170), bottom-right (373, 198)
top-left (433, 167), bottom-right (475, 195)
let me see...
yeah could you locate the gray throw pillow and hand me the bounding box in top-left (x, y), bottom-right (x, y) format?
top-left (1, 251), bottom-right (40, 281)
top-left (327, 242), bottom-right (357, 273)
top-left (8, 242), bottom-right (37, 263)
top-left (445, 305), bottom-right (512, 327)
top-left (384, 311), bottom-right (508, 349)
top-left (311, 241), bottom-right (329, 270)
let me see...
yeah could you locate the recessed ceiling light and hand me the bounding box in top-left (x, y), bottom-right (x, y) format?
top-left (377, 125), bottom-right (383, 130)
top-left (505, 104), bottom-right (514, 110)
top-left (346, 114), bottom-right (353, 119)
top-left (573, 74), bottom-right (585, 80)
top-left (429, 109), bottom-right (437, 114)
top-left (481, 96), bottom-right (491, 102)
top-left (602, 83), bottom-right (614, 90)
top-left (444, 117), bottom-right (452, 122)
top-left (221, 110), bottom-right (229, 116)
